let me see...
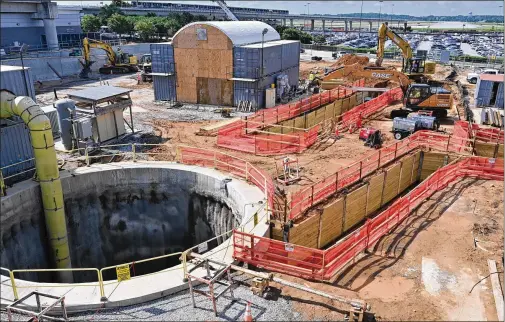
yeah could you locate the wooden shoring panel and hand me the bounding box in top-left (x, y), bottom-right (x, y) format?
top-left (325, 104), bottom-right (335, 121)
top-left (411, 151), bottom-right (421, 184)
top-left (420, 152), bottom-right (446, 180)
top-left (349, 94), bottom-right (358, 109)
top-left (343, 185), bottom-right (368, 231)
top-left (318, 198), bottom-right (344, 248)
top-left (294, 115), bottom-right (305, 129)
top-left (306, 110), bottom-right (317, 128)
top-left (474, 141), bottom-right (497, 158)
top-left (382, 163), bottom-right (401, 206)
top-left (399, 155), bottom-right (414, 193)
top-left (497, 144), bottom-right (504, 158)
top-left (315, 108), bottom-right (326, 125)
top-left (334, 99), bottom-right (343, 116)
top-left (342, 98), bottom-right (350, 113)
top-left (290, 213), bottom-right (321, 248)
top-left (366, 173), bottom-right (385, 216)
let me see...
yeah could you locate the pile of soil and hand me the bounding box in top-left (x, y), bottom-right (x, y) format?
top-left (331, 54), bottom-right (369, 67)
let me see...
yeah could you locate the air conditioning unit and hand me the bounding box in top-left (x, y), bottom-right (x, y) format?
top-left (41, 105), bottom-right (60, 138)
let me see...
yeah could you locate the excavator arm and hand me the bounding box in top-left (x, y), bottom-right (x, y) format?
top-left (83, 37), bottom-right (117, 66)
top-left (376, 23), bottom-right (413, 67)
top-left (322, 63), bottom-right (412, 94)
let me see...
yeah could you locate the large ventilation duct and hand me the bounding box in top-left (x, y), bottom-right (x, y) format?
top-left (0, 90), bottom-right (72, 282)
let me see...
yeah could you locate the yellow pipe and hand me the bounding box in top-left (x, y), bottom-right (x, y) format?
top-left (0, 90), bottom-right (73, 282)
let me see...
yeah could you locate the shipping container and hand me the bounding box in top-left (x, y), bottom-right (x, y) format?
top-left (234, 41), bottom-right (282, 78)
top-left (475, 78), bottom-right (504, 108)
top-left (280, 40), bottom-right (301, 70)
top-left (153, 75), bottom-right (177, 101)
top-left (0, 120), bottom-right (35, 183)
top-left (150, 43), bottom-right (175, 74)
top-left (0, 65), bottom-right (36, 101)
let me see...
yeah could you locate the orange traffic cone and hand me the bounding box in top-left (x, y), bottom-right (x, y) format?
top-left (244, 301), bottom-right (253, 322)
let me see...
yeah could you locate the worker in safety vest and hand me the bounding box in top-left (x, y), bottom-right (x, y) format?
top-left (308, 71), bottom-right (315, 82)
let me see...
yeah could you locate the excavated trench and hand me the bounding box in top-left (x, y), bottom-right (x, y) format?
top-left (0, 165), bottom-right (243, 283)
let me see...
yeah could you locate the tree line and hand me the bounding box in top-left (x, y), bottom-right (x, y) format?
top-left (80, 4), bottom-right (208, 40)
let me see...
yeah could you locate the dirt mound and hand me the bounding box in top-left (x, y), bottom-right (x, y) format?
top-left (331, 54), bottom-right (369, 67)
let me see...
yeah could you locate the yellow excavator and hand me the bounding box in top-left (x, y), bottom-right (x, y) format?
top-left (79, 38), bottom-right (138, 78)
top-left (376, 22), bottom-right (436, 82)
top-left (322, 64), bottom-right (453, 119)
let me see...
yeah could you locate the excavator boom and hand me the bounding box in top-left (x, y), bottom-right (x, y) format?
top-left (376, 22), bottom-right (413, 67)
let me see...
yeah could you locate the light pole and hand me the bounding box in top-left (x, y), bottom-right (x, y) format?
top-left (358, 0), bottom-right (364, 38)
top-left (390, 3), bottom-right (394, 24)
top-left (261, 28), bottom-right (268, 78)
top-left (379, 0), bottom-right (384, 23)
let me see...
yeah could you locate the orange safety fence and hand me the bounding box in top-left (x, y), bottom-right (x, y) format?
top-left (452, 120), bottom-right (504, 143)
top-left (217, 79), bottom-right (365, 155)
top-left (177, 146), bottom-right (275, 209)
top-left (339, 87), bottom-right (404, 131)
top-left (287, 130), bottom-right (473, 220)
top-left (233, 156), bottom-right (503, 281)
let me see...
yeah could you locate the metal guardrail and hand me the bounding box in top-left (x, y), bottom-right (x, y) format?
top-left (0, 143), bottom-right (271, 301)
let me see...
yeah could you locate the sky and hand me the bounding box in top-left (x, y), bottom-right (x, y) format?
top-left (56, 1), bottom-right (505, 16)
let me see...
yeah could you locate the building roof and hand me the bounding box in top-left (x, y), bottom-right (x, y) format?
top-left (240, 39), bottom-right (299, 48)
top-left (479, 74), bottom-right (504, 83)
top-left (173, 21), bottom-right (280, 46)
top-left (0, 65), bottom-right (29, 72)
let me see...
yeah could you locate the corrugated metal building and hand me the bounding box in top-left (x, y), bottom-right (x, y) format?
top-left (475, 74), bottom-right (504, 109)
top-left (151, 43), bottom-right (177, 101)
top-left (0, 65), bottom-right (36, 101)
top-left (0, 120), bottom-right (35, 184)
top-left (156, 21), bottom-right (300, 109)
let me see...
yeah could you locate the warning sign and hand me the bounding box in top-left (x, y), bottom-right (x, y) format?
top-left (285, 243), bottom-right (295, 252)
top-left (198, 242), bottom-right (208, 253)
top-left (116, 264), bottom-right (131, 282)
top-left (489, 158), bottom-right (496, 164)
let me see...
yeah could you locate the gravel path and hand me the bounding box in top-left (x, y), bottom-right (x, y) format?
top-left (1, 274), bottom-right (301, 321)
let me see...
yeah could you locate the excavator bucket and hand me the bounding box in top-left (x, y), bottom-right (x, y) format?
top-left (79, 59), bottom-right (95, 79)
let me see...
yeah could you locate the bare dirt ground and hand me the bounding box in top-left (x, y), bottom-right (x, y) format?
top-left (272, 178), bottom-right (504, 321)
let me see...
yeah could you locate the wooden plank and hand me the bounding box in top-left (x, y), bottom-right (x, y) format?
top-left (334, 100), bottom-right (342, 116)
top-left (382, 163), bottom-right (401, 205)
top-left (315, 108), bottom-right (325, 125)
top-left (343, 185), bottom-right (368, 231)
top-left (420, 152), bottom-right (446, 180)
top-left (290, 214), bottom-right (320, 248)
top-left (342, 98), bottom-right (350, 113)
top-left (349, 94), bottom-right (358, 109)
top-left (366, 173), bottom-right (385, 215)
top-left (294, 115), bottom-right (305, 129)
top-left (306, 111), bottom-right (317, 128)
top-left (488, 259), bottom-right (504, 321)
top-left (474, 142), bottom-right (497, 157)
top-left (325, 104), bottom-right (335, 121)
top-left (399, 155), bottom-right (414, 193)
top-left (318, 198), bottom-right (344, 248)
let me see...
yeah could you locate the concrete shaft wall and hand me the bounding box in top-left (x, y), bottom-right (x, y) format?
top-left (0, 163), bottom-right (246, 282)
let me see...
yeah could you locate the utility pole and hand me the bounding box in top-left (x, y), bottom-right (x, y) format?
top-left (358, 0), bottom-right (363, 38)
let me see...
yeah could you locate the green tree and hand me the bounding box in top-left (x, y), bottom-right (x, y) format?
top-left (313, 35), bottom-right (326, 44)
top-left (135, 20), bottom-right (156, 40)
top-left (146, 12), bottom-right (157, 17)
top-left (164, 18), bottom-right (181, 35)
top-left (81, 15), bottom-right (102, 32)
top-left (281, 28), bottom-right (312, 44)
top-left (99, 4), bottom-right (123, 25)
top-left (150, 17), bottom-right (168, 35)
top-left (193, 15), bottom-right (208, 22)
top-left (107, 13), bottom-right (134, 35)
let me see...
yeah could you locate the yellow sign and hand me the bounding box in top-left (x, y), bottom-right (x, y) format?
top-left (116, 264), bottom-right (131, 282)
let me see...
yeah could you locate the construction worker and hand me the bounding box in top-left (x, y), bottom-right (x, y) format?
top-left (308, 71), bottom-right (315, 82)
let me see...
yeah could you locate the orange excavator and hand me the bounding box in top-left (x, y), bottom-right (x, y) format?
top-left (322, 63), bottom-right (453, 119)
